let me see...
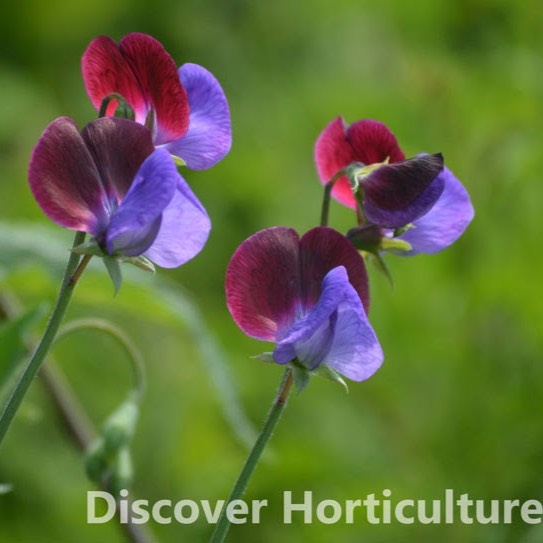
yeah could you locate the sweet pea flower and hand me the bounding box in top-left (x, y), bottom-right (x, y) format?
top-left (82, 32), bottom-right (231, 170)
top-left (226, 226), bottom-right (383, 382)
top-left (28, 117), bottom-right (210, 268)
top-left (315, 117), bottom-right (473, 253)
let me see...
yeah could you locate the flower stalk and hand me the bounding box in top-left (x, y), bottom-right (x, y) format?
top-left (0, 231), bottom-right (89, 448)
top-left (210, 368), bottom-right (294, 543)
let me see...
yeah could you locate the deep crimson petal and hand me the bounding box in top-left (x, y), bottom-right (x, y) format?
top-left (363, 153), bottom-right (445, 227)
top-left (226, 227), bottom-right (301, 342)
top-left (346, 119), bottom-right (405, 165)
top-left (28, 117), bottom-right (108, 233)
top-left (81, 118), bottom-right (154, 201)
top-left (314, 116), bottom-right (357, 209)
top-left (82, 36), bottom-right (148, 121)
top-left (299, 227), bottom-right (370, 312)
top-left (119, 33), bottom-right (189, 144)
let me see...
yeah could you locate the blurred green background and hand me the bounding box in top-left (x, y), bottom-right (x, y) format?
top-left (0, 0), bottom-right (542, 541)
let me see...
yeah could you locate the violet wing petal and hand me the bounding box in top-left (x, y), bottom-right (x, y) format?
top-left (144, 173), bottom-right (211, 268)
top-left (164, 63), bottom-right (232, 170)
top-left (105, 149), bottom-right (177, 256)
top-left (363, 154), bottom-right (445, 228)
top-left (28, 117), bottom-right (108, 234)
top-left (323, 280), bottom-right (384, 382)
top-left (396, 167), bottom-right (474, 255)
top-left (273, 266), bottom-right (348, 368)
top-left (226, 227), bottom-right (302, 342)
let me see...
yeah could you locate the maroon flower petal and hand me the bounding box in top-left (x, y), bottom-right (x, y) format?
top-left (315, 116), bottom-right (358, 208)
top-left (363, 153), bottom-right (445, 227)
top-left (226, 227), bottom-right (301, 342)
top-left (28, 117), bottom-right (108, 233)
top-left (346, 119), bottom-right (405, 165)
top-left (299, 227), bottom-right (370, 313)
top-left (81, 118), bottom-right (154, 201)
top-left (82, 36), bottom-right (148, 120)
top-left (119, 33), bottom-right (189, 144)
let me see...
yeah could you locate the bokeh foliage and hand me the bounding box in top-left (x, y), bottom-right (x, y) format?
top-left (0, 0), bottom-right (542, 541)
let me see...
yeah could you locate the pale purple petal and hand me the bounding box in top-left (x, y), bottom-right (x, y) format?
top-left (273, 266), bottom-right (347, 367)
top-left (144, 173), bottom-right (211, 267)
top-left (324, 279), bottom-right (383, 381)
top-left (105, 149), bottom-right (177, 256)
top-left (274, 266), bottom-right (383, 381)
top-left (396, 167), bottom-right (474, 255)
top-left (164, 63), bottom-right (231, 170)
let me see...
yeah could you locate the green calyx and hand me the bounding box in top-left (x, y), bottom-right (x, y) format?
top-left (98, 93), bottom-right (135, 120)
top-left (72, 240), bottom-right (155, 295)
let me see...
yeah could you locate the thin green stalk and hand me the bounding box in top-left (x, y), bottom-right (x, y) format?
top-left (210, 368), bottom-right (294, 543)
top-left (320, 170), bottom-right (345, 226)
top-left (0, 231), bottom-right (89, 448)
top-left (55, 318), bottom-right (146, 401)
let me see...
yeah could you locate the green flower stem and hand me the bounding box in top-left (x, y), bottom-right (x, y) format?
top-left (0, 231), bottom-right (89, 449)
top-left (210, 368), bottom-right (294, 543)
top-left (320, 170), bottom-right (345, 227)
top-left (55, 318), bottom-right (146, 401)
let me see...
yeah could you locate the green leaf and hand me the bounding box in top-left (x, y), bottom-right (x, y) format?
top-left (291, 362), bottom-right (311, 393)
top-left (0, 305), bottom-right (48, 402)
top-left (103, 256), bottom-right (123, 296)
top-left (313, 365), bottom-right (349, 393)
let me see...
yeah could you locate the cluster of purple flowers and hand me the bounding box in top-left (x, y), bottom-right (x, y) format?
top-left (29, 33), bottom-right (473, 387)
top-left (29, 33), bottom-right (231, 268)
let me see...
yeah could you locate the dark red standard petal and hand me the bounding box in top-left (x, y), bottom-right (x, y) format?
top-left (315, 117), bottom-right (406, 210)
top-left (28, 117), bottom-right (107, 233)
top-left (315, 116), bottom-right (357, 208)
top-left (225, 227), bottom-right (301, 342)
top-left (82, 36), bottom-right (147, 120)
top-left (81, 118), bottom-right (155, 202)
top-left (119, 33), bottom-right (190, 144)
top-left (299, 227), bottom-right (370, 313)
top-left (346, 119), bottom-right (405, 165)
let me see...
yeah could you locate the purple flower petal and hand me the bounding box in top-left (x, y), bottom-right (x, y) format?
top-left (299, 226), bottom-right (370, 312)
top-left (225, 227), bottom-right (301, 342)
top-left (396, 167), bottom-right (474, 255)
top-left (362, 154), bottom-right (445, 228)
top-left (81, 118), bottom-right (154, 201)
top-left (164, 63), bottom-right (232, 170)
top-left (28, 117), bottom-right (108, 234)
top-left (274, 266), bottom-right (383, 381)
top-left (273, 266), bottom-right (347, 367)
top-left (323, 275), bottom-right (383, 381)
top-left (145, 173), bottom-right (211, 267)
top-left (105, 149), bottom-right (177, 256)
